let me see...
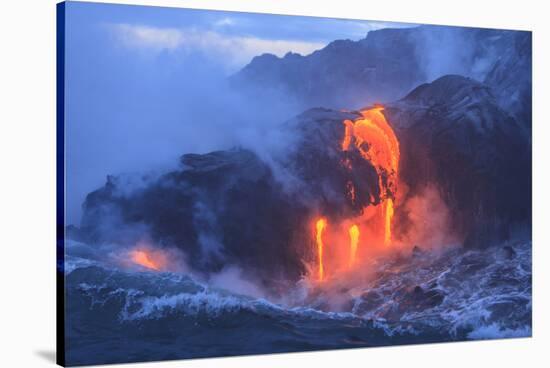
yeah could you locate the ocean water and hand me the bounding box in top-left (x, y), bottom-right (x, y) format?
top-left (63, 241), bottom-right (531, 366)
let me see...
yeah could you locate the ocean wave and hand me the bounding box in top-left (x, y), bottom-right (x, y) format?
top-left (354, 242), bottom-right (531, 337)
top-left (71, 268), bottom-right (363, 324)
top-left (466, 323), bottom-right (532, 339)
top-left (65, 240), bottom-right (532, 350)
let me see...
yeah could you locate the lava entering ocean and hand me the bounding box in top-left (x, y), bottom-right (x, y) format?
top-left (348, 224), bottom-right (359, 267)
top-left (315, 218), bottom-right (328, 281)
top-left (313, 106), bottom-right (400, 282)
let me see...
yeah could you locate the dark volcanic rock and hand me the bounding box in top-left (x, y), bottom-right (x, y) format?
top-left (284, 108), bottom-right (382, 217)
top-left (274, 75), bottom-right (531, 251)
top-left (500, 245), bottom-right (517, 260)
top-left (484, 31), bottom-right (532, 132)
top-left (408, 285), bottom-right (445, 309)
top-left (386, 75), bottom-right (531, 248)
top-left (232, 25), bottom-right (525, 111)
top-left (354, 291), bottom-right (385, 315)
top-left (80, 149), bottom-right (310, 286)
top-left (76, 107), bottom-right (387, 286)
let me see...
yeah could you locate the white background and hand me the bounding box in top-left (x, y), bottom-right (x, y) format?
top-left (0, 0), bottom-right (548, 367)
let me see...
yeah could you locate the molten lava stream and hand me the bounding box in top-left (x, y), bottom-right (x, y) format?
top-left (349, 224), bottom-right (359, 266)
top-left (315, 218), bottom-right (328, 281)
top-left (357, 107), bottom-right (400, 176)
top-left (311, 106), bottom-right (400, 282)
top-left (342, 106), bottom-right (400, 194)
top-left (384, 199), bottom-right (394, 246)
top-left (341, 106), bottom-right (400, 248)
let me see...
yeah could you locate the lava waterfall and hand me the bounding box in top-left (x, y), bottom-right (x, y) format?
top-left (312, 106), bottom-right (401, 282)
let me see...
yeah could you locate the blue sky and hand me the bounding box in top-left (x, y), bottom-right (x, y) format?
top-left (64, 1), bottom-right (414, 224)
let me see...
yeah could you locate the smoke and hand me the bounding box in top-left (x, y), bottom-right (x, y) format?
top-left (66, 27), bottom-right (304, 225)
top-left (396, 184), bottom-right (459, 250)
top-left (208, 267), bottom-right (268, 299)
top-left (414, 25), bottom-right (498, 83)
top-left (117, 239), bottom-right (190, 273)
top-left (65, 235), bottom-right (190, 273)
top-left (278, 185), bottom-right (460, 310)
top-left (66, 233), bottom-right (270, 299)
top-left (193, 200), bottom-right (225, 269)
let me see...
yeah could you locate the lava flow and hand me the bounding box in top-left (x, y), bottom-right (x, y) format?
top-left (348, 224), bottom-right (359, 266)
top-left (384, 198), bottom-right (394, 245)
top-left (343, 106), bottom-right (400, 196)
top-left (313, 106), bottom-right (400, 282)
top-left (315, 218), bottom-right (328, 281)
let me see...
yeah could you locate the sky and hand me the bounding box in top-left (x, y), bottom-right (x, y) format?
top-left (64, 1), bottom-right (413, 224)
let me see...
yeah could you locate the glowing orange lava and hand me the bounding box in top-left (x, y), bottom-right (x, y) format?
top-left (346, 107), bottom-right (400, 194)
top-left (311, 106), bottom-right (400, 281)
top-left (130, 250), bottom-right (161, 271)
top-left (384, 198), bottom-right (394, 246)
top-left (341, 106), bottom-right (400, 244)
top-left (316, 218), bottom-right (328, 281)
top-left (349, 224), bottom-right (359, 266)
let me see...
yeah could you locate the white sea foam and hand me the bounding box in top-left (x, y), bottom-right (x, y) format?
top-left (467, 323), bottom-right (531, 339)
top-left (67, 239), bottom-right (532, 342)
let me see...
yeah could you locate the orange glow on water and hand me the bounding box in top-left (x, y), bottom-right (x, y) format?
top-left (316, 218), bottom-right (328, 281)
top-left (349, 224), bottom-right (359, 266)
